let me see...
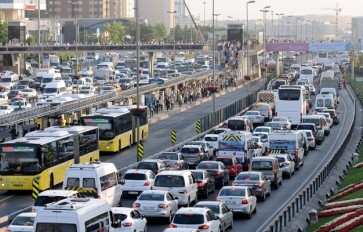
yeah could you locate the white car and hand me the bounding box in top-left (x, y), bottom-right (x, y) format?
top-left (269, 154), bottom-right (295, 178)
top-left (252, 135), bottom-right (265, 156)
top-left (0, 104), bottom-right (13, 115)
top-left (132, 190), bottom-right (179, 223)
top-left (11, 100), bottom-right (31, 110)
top-left (300, 129), bottom-right (317, 150)
top-left (318, 112), bottom-right (333, 129)
top-left (272, 116), bottom-right (291, 130)
top-left (216, 186), bottom-right (257, 219)
top-left (5, 212), bottom-right (36, 232)
top-left (170, 207), bottom-right (221, 232)
top-left (21, 88), bottom-right (38, 98)
top-left (253, 132), bottom-right (270, 154)
top-left (120, 169), bottom-right (155, 197)
top-left (202, 134), bottom-right (219, 150)
top-left (253, 126), bottom-right (273, 134)
top-left (194, 201), bottom-right (234, 231)
top-left (244, 110), bottom-right (264, 126)
top-left (111, 207), bottom-right (147, 232)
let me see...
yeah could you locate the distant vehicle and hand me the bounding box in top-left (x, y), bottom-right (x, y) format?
top-left (5, 212), bottom-right (36, 232)
top-left (196, 161), bottom-right (229, 188)
top-left (32, 190), bottom-right (81, 212)
top-left (120, 169), bottom-right (155, 197)
top-left (194, 201), bottom-right (234, 231)
top-left (232, 171), bottom-right (272, 201)
top-left (190, 170), bottom-right (216, 198)
top-left (157, 152), bottom-right (189, 170)
top-left (111, 207), bottom-right (147, 232)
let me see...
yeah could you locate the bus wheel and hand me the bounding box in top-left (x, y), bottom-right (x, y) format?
top-left (129, 136), bottom-right (132, 148)
top-left (142, 131), bottom-right (144, 139)
top-left (49, 174), bottom-right (54, 189)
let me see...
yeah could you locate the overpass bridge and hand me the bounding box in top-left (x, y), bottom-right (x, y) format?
top-left (0, 43), bottom-right (211, 55)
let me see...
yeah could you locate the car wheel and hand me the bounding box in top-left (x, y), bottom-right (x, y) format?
top-left (252, 206), bottom-right (257, 214)
top-left (246, 210), bottom-right (252, 219)
top-left (230, 220), bottom-right (234, 229)
top-left (287, 171), bottom-right (292, 179)
top-left (167, 212), bottom-right (173, 223)
top-left (226, 175), bottom-right (229, 184)
top-left (185, 197), bottom-right (190, 207)
top-left (260, 192), bottom-right (266, 202)
top-left (275, 182), bottom-right (279, 190)
top-left (194, 194), bottom-right (198, 205)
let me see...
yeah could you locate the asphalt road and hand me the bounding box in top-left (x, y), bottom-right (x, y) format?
top-left (0, 78), bottom-right (355, 232)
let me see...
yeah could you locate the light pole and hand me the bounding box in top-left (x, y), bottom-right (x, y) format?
top-left (276, 13), bottom-right (283, 42)
top-left (261, 6), bottom-right (270, 86)
top-left (203, 1), bottom-right (206, 25)
top-left (68, 0), bottom-right (78, 77)
top-left (37, 0), bottom-right (41, 67)
top-left (300, 18), bottom-right (304, 42)
top-left (135, 0), bottom-right (141, 162)
top-left (212, 0), bottom-right (216, 117)
top-left (305, 20), bottom-right (309, 42)
top-left (167, 10), bottom-right (177, 78)
top-left (287, 16), bottom-right (292, 42)
top-left (246, 0), bottom-right (256, 84)
top-left (311, 20), bottom-right (315, 41)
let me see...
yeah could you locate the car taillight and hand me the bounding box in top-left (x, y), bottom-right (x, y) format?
top-left (216, 197), bottom-right (220, 202)
top-left (197, 181), bottom-right (206, 187)
top-left (254, 183), bottom-right (264, 188)
top-left (198, 225), bottom-right (210, 230)
top-left (198, 153), bottom-right (204, 157)
top-left (308, 137), bottom-right (314, 141)
top-left (132, 203), bottom-right (140, 208)
top-left (179, 190), bottom-right (188, 194)
top-left (267, 148), bottom-right (271, 155)
top-left (295, 149), bottom-right (298, 157)
top-left (333, 115), bottom-right (337, 119)
top-left (143, 180), bottom-right (151, 186)
top-left (215, 171), bottom-right (222, 176)
top-left (232, 182), bottom-right (238, 186)
top-left (241, 198), bottom-right (248, 204)
top-left (158, 204), bottom-right (169, 208)
top-left (173, 163), bottom-right (180, 168)
top-left (122, 222), bottom-right (133, 227)
top-left (169, 224), bottom-right (177, 228)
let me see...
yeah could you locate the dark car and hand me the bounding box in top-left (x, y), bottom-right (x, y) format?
top-left (18, 78), bottom-right (36, 88)
top-left (296, 123), bottom-right (325, 145)
top-left (7, 90), bottom-right (24, 99)
top-left (135, 159), bottom-right (169, 174)
top-left (180, 145), bottom-right (208, 167)
top-left (322, 109), bottom-right (340, 125)
top-left (215, 156), bottom-right (243, 178)
top-left (190, 170), bottom-right (216, 198)
top-left (196, 161), bottom-right (229, 188)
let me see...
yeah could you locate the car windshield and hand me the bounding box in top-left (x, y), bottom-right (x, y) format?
top-left (204, 136), bottom-right (217, 142)
top-left (34, 196), bottom-right (67, 206)
top-left (181, 147), bottom-right (200, 153)
top-left (173, 214), bottom-right (204, 224)
top-left (191, 172), bottom-right (203, 180)
top-left (124, 173), bottom-right (147, 180)
top-left (113, 213), bottom-right (127, 222)
top-left (154, 175), bottom-right (185, 187)
top-left (138, 193), bottom-right (164, 201)
top-left (195, 205), bottom-right (219, 214)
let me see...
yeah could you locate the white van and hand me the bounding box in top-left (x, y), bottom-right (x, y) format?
top-left (63, 161), bottom-right (123, 207)
top-left (249, 156), bottom-right (283, 189)
top-left (254, 102), bottom-right (273, 121)
top-left (320, 87), bottom-right (339, 104)
top-left (299, 67), bottom-right (314, 84)
top-left (301, 115), bottom-right (328, 136)
top-left (97, 62), bottom-right (114, 69)
top-left (72, 77), bottom-right (93, 91)
top-left (315, 94), bottom-right (335, 109)
top-left (152, 170), bottom-right (198, 207)
top-left (33, 198), bottom-right (116, 232)
top-left (217, 131), bottom-right (255, 171)
top-left (0, 74), bottom-right (19, 90)
top-left (32, 189), bottom-right (81, 212)
top-left (267, 130), bottom-right (305, 170)
top-left (42, 80), bottom-right (68, 98)
top-left (40, 72), bottom-right (62, 89)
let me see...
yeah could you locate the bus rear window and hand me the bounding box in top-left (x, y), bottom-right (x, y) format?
top-left (278, 89), bottom-right (301, 100)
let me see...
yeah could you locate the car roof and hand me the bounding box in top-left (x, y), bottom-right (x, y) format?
top-left (140, 190), bottom-right (167, 195)
top-left (176, 207), bottom-right (209, 214)
top-left (111, 207), bottom-right (136, 214)
top-left (195, 201), bottom-right (221, 206)
top-left (13, 212), bottom-right (37, 218)
top-left (125, 169), bottom-right (152, 174)
top-left (37, 189), bottom-right (79, 196)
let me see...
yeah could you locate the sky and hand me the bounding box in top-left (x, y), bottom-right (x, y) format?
top-left (186, 0), bottom-right (362, 21)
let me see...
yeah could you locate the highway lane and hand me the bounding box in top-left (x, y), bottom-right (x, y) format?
top-left (119, 88), bottom-right (354, 232)
top-left (0, 80), bottom-right (354, 231)
top-left (0, 78), bottom-right (264, 219)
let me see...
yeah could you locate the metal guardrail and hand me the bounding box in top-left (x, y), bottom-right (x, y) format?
top-left (0, 71), bottom-right (215, 127)
top-left (259, 86), bottom-right (357, 232)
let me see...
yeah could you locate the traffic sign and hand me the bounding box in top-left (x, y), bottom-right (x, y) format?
top-left (32, 177), bottom-right (40, 200)
top-left (171, 130), bottom-right (177, 145)
top-left (196, 120), bottom-right (201, 134)
top-left (137, 142), bottom-right (144, 161)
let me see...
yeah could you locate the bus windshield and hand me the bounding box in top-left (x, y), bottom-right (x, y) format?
top-left (278, 89), bottom-right (301, 101)
top-left (82, 118), bottom-right (115, 140)
top-left (0, 146), bottom-right (40, 174)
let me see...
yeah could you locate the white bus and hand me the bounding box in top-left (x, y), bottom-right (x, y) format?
top-left (33, 198), bottom-right (115, 232)
top-left (275, 85), bottom-right (306, 128)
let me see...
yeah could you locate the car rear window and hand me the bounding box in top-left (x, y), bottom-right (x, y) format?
top-left (138, 193), bottom-right (164, 201)
top-left (181, 147), bottom-right (200, 153)
top-left (204, 136), bottom-right (218, 142)
top-left (154, 175), bottom-right (185, 187)
top-left (34, 196), bottom-right (67, 206)
top-left (251, 161), bottom-right (273, 170)
top-left (173, 214), bottom-right (204, 224)
top-left (137, 162), bottom-right (157, 170)
top-left (124, 173), bottom-right (147, 180)
top-left (12, 215), bottom-right (35, 226)
top-left (216, 158), bottom-right (233, 165)
top-left (219, 188), bottom-right (245, 196)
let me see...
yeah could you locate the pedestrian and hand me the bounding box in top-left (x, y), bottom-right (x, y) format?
top-left (149, 102), bottom-right (154, 117)
top-left (10, 126), bottom-right (17, 140)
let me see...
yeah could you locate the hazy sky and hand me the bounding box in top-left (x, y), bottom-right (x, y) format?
top-left (187, 0), bottom-right (361, 21)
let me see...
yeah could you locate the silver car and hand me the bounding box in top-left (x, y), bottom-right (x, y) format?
top-left (269, 154), bottom-right (295, 178)
top-left (194, 201), bottom-right (234, 231)
top-left (132, 190), bottom-right (179, 223)
top-left (157, 152), bottom-right (189, 170)
top-left (189, 141), bottom-right (216, 159)
top-left (216, 186), bottom-right (257, 219)
top-left (232, 171), bottom-right (272, 201)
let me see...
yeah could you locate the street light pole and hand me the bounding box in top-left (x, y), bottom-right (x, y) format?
top-left (135, 0), bottom-right (141, 162)
top-left (246, 0), bottom-right (255, 93)
top-left (276, 13), bottom-right (284, 42)
top-left (167, 10), bottom-right (177, 78)
top-left (295, 17), bottom-right (300, 42)
top-left (203, 1), bottom-right (206, 26)
top-left (261, 6), bottom-right (270, 87)
top-left (212, 0), bottom-right (216, 116)
top-left (68, 0), bottom-right (78, 79)
top-left (37, 0), bottom-right (41, 68)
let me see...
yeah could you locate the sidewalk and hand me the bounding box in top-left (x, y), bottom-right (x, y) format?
top-left (147, 84), bottom-right (244, 124)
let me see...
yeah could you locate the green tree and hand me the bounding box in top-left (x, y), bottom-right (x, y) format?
top-left (140, 23), bottom-right (154, 42)
top-left (0, 18), bottom-right (8, 45)
top-left (153, 23), bottom-right (167, 41)
top-left (26, 36), bottom-right (35, 45)
top-left (102, 22), bottom-right (126, 44)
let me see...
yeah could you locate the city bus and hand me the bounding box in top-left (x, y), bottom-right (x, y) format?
top-left (275, 85), bottom-right (306, 129)
top-left (80, 105), bottom-right (149, 153)
top-left (0, 127), bottom-right (99, 191)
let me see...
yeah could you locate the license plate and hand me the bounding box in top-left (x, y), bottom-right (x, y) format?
top-left (225, 201), bottom-right (236, 204)
top-left (128, 191), bottom-right (138, 195)
top-left (143, 207), bottom-right (155, 211)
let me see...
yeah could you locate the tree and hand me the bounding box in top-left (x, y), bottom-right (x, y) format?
top-left (26, 36), bottom-right (35, 45)
top-left (102, 22), bottom-right (126, 44)
top-left (153, 23), bottom-right (167, 41)
top-left (140, 23), bottom-right (154, 42)
top-left (0, 18), bottom-right (8, 45)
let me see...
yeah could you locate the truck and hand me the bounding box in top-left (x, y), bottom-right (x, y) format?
top-left (49, 54), bottom-right (60, 68)
top-left (257, 90), bottom-right (276, 115)
top-left (320, 70), bottom-right (339, 93)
